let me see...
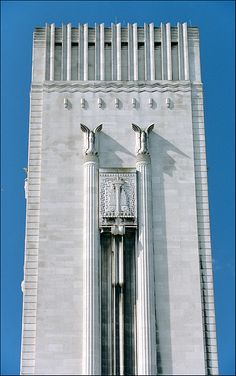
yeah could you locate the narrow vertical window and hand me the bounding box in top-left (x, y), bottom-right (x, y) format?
top-left (105, 43), bottom-right (112, 80)
top-left (171, 43), bottom-right (179, 80)
top-left (88, 43), bottom-right (95, 80)
top-left (138, 42), bottom-right (145, 80)
top-left (71, 43), bottom-right (78, 80)
top-left (154, 43), bottom-right (162, 80)
top-left (54, 43), bottom-right (62, 80)
top-left (121, 42), bottom-right (128, 80)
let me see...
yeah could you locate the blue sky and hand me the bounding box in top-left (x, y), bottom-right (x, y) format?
top-left (1, 1), bottom-right (235, 375)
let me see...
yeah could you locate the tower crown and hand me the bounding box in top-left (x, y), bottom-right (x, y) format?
top-left (33, 23), bottom-right (201, 83)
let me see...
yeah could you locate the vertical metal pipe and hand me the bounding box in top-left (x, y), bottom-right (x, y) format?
top-left (183, 22), bottom-right (189, 80)
top-left (149, 23), bottom-right (155, 80)
top-left (133, 24), bottom-right (138, 80)
top-left (67, 23), bottom-right (71, 80)
top-left (49, 23), bottom-right (55, 81)
top-left (84, 23), bottom-right (88, 80)
top-left (166, 22), bottom-right (172, 80)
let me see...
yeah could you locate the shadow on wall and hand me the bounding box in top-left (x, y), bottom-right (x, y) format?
top-left (150, 131), bottom-right (190, 375)
top-left (99, 132), bottom-right (136, 167)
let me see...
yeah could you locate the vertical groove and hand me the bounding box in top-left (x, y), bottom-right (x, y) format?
top-left (67, 23), bottom-right (71, 80)
top-left (45, 23), bottom-right (50, 80)
top-left (166, 23), bottom-right (172, 80)
top-left (144, 23), bottom-right (150, 80)
top-left (128, 23), bottom-right (133, 80)
top-left (112, 23), bottom-right (117, 80)
top-left (84, 24), bottom-right (88, 80)
top-left (177, 23), bottom-right (184, 80)
top-left (149, 23), bottom-right (155, 80)
top-left (117, 23), bottom-right (121, 80)
top-left (49, 23), bottom-right (55, 80)
top-left (183, 22), bottom-right (189, 80)
top-left (62, 23), bottom-right (67, 80)
top-left (161, 23), bottom-right (167, 80)
top-left (133, 24), bottom-right (138, 80)
top-left (100, 24), bottom-right (104, 80)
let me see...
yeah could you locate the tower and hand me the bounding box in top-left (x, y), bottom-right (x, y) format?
top-left (20, 23), bottom-right (218, 375)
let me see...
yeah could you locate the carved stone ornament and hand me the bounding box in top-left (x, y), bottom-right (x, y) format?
top-left (80, 123), bottom-right (102, 156)
top-left (99, 171), bottom-right (137, 227)
top-left (132, 123), bottom-right (154, 155)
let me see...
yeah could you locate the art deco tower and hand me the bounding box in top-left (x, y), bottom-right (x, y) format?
top-left (20, 23), bottom-right (218, 375)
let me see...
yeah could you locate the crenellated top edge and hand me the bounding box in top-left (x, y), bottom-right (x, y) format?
top-left (32, 21), bottom-right (201, 83)
top-left (34, 22), bottom-right (199, 31)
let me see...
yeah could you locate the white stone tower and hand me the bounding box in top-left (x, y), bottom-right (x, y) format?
top-left (20, 23), bottom-right (218, 375)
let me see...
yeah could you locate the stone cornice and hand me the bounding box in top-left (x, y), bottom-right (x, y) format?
top-left (31, 81), bottom-right (194, 93)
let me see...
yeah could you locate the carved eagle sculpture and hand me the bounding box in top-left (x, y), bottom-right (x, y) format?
top-left (132, 123), bottom-right (154, 155)
top-left (80, 123), bottom-right (103, 155)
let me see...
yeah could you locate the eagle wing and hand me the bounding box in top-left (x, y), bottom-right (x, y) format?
top-left (80, 123), bottom-right (90, 133)
top-left (146, 123), bottom-right (154, 134)
top-left (132, 123), bottom-right (142, 134)
top-left (94, 124), bottom-right (103, 133)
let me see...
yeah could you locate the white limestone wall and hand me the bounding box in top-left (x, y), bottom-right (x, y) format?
top-left (25, 81), bottom-right (205, 375)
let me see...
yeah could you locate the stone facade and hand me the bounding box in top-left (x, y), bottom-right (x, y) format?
top-left (20, 23), bottom-right (218, 375)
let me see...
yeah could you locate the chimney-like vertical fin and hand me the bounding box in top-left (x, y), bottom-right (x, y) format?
top-left (128, 23), bottom-right (133, 80)
top-left (149, 23), bottom-right (155, 80)
top-left (177, 23), bottom-right (184, 80)
top-left (117, 23), bottom-right (121, 80)
top-left (67, 23), bottom-right (71, 80)
top-left (84, 24), bottom-right (88, 80)
top-left (133, 23), bottom-right (138, 80)
top-left (161, 23), bottom-right (167, 80)
top-left (144, 23), bottom-right (150, 80)
top-left (183, 22), bottom-right (189, 80)
top-left (78, 24), bottom-right (84, 80)
top-left (112, 23), bottom-right (117, 80)
top-left (166, 23), bottom-right (172, 80)
top-left (95, 24), bottom-right (100, 80)
top-left (62, 23), bottom-right (67, 80)
top-left (45, 23), bottom-right (50, 80)
top-left (100, 24), bottom-right (104, 80)
top-left (49, 23), bottom-right (55, 81)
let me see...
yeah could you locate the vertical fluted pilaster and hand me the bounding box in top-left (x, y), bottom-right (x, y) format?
top-left (136, 154), bottom-right (157, 375)
top-left (82, 154), bottom-right (101, 375)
